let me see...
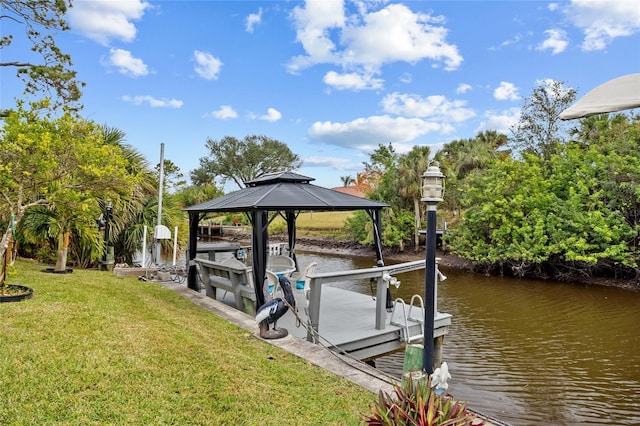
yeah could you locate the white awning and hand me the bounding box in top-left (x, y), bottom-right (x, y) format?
top-left (559, 73), bottom-right (640, 120)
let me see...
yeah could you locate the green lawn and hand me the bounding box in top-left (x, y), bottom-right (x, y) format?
top-left (0, 260), bottom-right (373, 425)
top-left (270, 211), bottom-right (354, 238)
top-left (294, 211), bottom-right (354, 229)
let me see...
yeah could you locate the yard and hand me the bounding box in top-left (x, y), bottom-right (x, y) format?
top-left (0, 260), bottom-right (373, 425)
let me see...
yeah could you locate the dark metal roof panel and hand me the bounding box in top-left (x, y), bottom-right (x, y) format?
top-left (246, 171), bottom-right (314, 185)
top-left (184, 182), bottom-right (388, 213)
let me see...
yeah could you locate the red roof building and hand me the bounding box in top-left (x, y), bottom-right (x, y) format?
top-left (331, 186), bottom-right (365, 198)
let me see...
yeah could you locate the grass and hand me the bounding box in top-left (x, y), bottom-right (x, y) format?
top-left (269, 211), bottom-right (354, 239)
top-left (294, 211), bottom-right (354, 229)
top-left (0, 260), bottom-right (374, 425)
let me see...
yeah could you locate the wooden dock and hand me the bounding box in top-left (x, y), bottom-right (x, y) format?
top-left (207, 259), bottom-right (451, 361)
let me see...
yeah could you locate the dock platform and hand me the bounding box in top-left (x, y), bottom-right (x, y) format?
top-left (209, 259), bottom-right (452, 361)
top-left (279, 285), bottom-right (452, 360)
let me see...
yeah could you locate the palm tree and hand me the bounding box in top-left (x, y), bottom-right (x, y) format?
top-left (436, 130), bottom-right (511, 215)
top-left (101, 125), bottom-right (188, 265)
top-left (101, 126), bottom-right (156, 265)
top-left (340, 175), bottom-right (354, 186)
top-left (398, 146), bottom-right (430, 251)
top-left (19, 202), bottom-right (103, 269)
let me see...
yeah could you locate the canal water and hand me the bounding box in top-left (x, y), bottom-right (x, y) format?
top-left (291, 250), bottom-right (640, 426)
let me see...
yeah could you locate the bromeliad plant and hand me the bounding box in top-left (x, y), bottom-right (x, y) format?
top-left (365, 373), bottom-right (482, 426)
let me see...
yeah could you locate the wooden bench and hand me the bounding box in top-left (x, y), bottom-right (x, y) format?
top-left (195, 258), bottom-right (257, 315)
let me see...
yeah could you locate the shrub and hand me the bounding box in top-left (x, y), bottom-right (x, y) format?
top-left (364, 375), bottom-right (482, 426)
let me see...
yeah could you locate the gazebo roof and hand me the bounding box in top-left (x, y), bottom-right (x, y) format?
top-left (184, 171), bottom-right (388, 213)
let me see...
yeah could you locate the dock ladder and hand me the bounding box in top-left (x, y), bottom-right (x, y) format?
top-left (390, 295), bottom-right (425, 343)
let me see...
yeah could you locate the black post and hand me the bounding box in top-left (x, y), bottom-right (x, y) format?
top-left (252, 210), bottom-right (268, 309)
top-left (101, 203), bottom-right (112, 271)
top-left (187, 212), bottom-right (199, 291)
top-left (423, 204), bottom-right (437, 374)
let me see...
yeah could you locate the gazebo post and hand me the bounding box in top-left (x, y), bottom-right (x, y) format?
top-left (286, 211), bottom-right (298, 271)
top-left (370, 209), bottom-right (384, 267)
top-left (187, 212), bottom-right (200, 291)
top-left (252, 210), bottom-right (268, 309)
top-left (369, 209), bottom-right (392, 311)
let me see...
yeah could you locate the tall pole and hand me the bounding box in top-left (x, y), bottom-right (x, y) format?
top-left (155, 143), bottom-right (165, 265)
top-left (101, 202), bottom-right (112, 271)
top-left (423, 203), bottom-right (437, 375)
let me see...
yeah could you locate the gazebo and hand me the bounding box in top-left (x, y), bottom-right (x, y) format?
top-left (183, 172), bottom-right (389, 309)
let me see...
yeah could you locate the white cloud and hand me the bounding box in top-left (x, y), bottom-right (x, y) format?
top-left (456, 83), bottom-right (472, 94)
top-left (565, 0), bottom-right (640, 51)
top-left (381, 93), bottom-right (476, 122)
top-left (259, 108), bottom-right (282, 122)
top-left (476, 108), bottom-right (521, 135)
top-left (303, 156), bottom-right (358, 170)
top-left (211, 105), bottom-right (237, 120)
top-left (106, 49), bottom-right (148, 77)
top-left (288, 0), bottom-right (345, 72)
top-left (323, 70), bottom-right (384, 91)
top-left (490, 33), bottom-right (523, 51)
top-left (399, 73), bottom-right (413, 84)
top-left (536, 29), bottom-right (568, 54)
top-left (68, 0), bottom-right (151, 45)
top-left (122, 95), bottom-right (183, 108)
top-left (340, 4), bottom-right (462, 70)
top-left (493, 82), bottom-right (520, 101)
top-left (194, 50), bottom-right (223, 80)
top-left (308, 115), bottom-right (453, 150)
top-left (246, 8), bottom-right (263, 33)
top-left (287, 2), bottom-right (462, 85)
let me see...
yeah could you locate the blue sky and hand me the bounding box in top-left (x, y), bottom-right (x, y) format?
top-left (3, 0), bottom-right (639, 190)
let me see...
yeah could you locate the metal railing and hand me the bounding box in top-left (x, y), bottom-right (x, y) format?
top-left (305, 260), bottom-right (434, 342)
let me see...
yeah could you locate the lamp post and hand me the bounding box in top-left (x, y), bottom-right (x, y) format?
top-left (421, 162), bottom-right (445, 374)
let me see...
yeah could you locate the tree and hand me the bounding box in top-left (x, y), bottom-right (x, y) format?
top-left (346, 144), bottom-right (429, 251)
top-left (1, 0), bottom-right (83, 112)
top-left (352, 171), bottom-right (376, 195)
top-left (156, 159), bottom-right (187, 191)
top-left (572, 113), bottom-right (640, 254)
top-left (397, 146), bottom-right (430, 250)
top-left (18, 195), bottom-right (103, 269)
top-left (340, 175), bottom-right (354, 186)
top-left (0, 100), bottom-right (132, 276)
top-left (363, 143), bottom-right (400, 205)
top-left (176, 184), bottom-right (223, 208)
top-left (193, 135), bottom-right (302, 189)
top-left (436, 130), bottom-right (510, 214)
top-left (510, 80), bottom-right (576, 161)
top-left (100, 126), bottom-right (190, 266)
top-left (446, 139), bottom-right (639, 279)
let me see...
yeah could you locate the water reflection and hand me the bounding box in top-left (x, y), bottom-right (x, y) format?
top-left (292, 250), bottom-right (640, 426)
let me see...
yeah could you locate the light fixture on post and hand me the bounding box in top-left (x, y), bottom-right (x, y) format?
top-left (421, 161), bottom-right (445, 375)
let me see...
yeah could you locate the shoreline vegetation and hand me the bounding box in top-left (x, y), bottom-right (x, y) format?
top-left (220, 229), bottom-right (639, 292)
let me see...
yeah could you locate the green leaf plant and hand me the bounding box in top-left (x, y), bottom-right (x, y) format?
top-left (364, 374), bottom-right (483, 426)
